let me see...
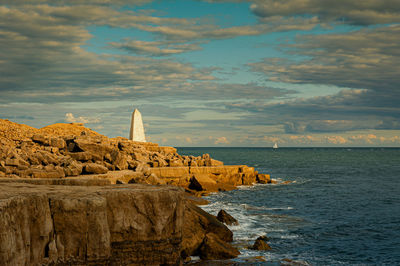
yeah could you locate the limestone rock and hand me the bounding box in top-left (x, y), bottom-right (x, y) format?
top-left (69, 151), bottom-right (94, 162)
top-left (32, 134), bottom-right (48, 145)
top-left (168, 159), bottom-right (184, 167)
top-left (73, 136), bottom-right (112, 158)
top-left (182, 203), bottom-right (233, 258)
top-left (199, 233), bottom-right (240, 260)
top-left (146, 173), bottom-right (166, 185)
top-left (64, 161), bottom-right (83, 176)
top-left (242, 172), bottom-right (256, 185)
top-left (5, 157), bottom-right (29, 168)
top-left (251, 236), bottom-right (272, 251)
top-left (110, 149), bottom-right (128, 170)
top-left (188, 174), bottom-right (217, 191)
top-left (135, 162), bottom-right (151, 176)
top-left (0, 182), bottom-right (184, 265)
top-left (256, 173), bottom-right (271, 184)
top-left (83, 163), bottom-right (108, 174)
top-left (132, 151), bottom-right (148, 162)
top-left (31, 168), bottom-right (65, 179)
top-left (50, 137), bottom-right (66, 149)
top-left (217, 209), bottom-right (239, 226)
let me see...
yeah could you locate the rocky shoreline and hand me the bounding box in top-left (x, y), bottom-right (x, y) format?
top-left (0, 119), bottom-right (273, 265)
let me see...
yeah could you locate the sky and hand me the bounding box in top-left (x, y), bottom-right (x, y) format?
top-left (0, 0), bottom-right (399, 147)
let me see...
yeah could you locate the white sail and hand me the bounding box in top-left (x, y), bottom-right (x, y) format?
top-left (273, 142), bottom-right (278, 149)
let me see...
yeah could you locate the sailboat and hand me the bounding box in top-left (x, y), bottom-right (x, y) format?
top-left (273, 142), bottom-right (278, 149)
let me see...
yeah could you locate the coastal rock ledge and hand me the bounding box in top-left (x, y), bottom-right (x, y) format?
top-left (0, 182), bottom-right (184, 265)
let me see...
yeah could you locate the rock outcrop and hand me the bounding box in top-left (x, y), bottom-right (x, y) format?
top-left (217, 209), bottom-right (239, 226)
top-left (0, 119), bottom-right (275, 264)
top-left (181, 203), bottom-right (234, 259)
top-left (199, 233), bottom-right (240, 260)
top-left (0, 182), bottom-right (184, 265)
top-left (0, 119), bottom-right (271, 194)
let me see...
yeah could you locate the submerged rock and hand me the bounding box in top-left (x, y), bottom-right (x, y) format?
top-left (251, 235), bottom-right (272, 251)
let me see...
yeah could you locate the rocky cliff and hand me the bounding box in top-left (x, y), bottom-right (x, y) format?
top-left (0, 119), bottom-right (270, 264)
top-left (0, 119), bottom-right (271, 191)
top-left (0, 182), bottom-right (184, 265)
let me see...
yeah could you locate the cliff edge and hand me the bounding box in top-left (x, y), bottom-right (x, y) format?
top-left (0, 119), bottom-right (270, 264)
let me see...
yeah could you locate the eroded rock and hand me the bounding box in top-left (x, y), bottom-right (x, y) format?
top-left (199, 233), bottom-right (240, 260)
top-left (83, 163), bottom-right (108, 174)
top-left (251, 236), bottom-right (272, 251)
top-left (0, 182), bottom-right (184, 265)
top-left (217, 209), bottom-right (239, 226)
top-left (181, 202), bottom-right (233, 258)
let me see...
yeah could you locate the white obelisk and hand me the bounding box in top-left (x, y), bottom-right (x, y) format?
top-left (129, 108), bottom-right (146, 142)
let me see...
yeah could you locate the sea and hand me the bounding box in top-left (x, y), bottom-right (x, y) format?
top-left (177, 147), bottom-right (400, 265)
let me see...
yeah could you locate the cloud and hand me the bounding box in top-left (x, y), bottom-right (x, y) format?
top-left (245, 25), bottom-right (400, 132)
top-left (2, 0), bottom-right (153, 5)
top-left (348, 134), bottom-right (377, 144)
top-left (250, 0), bottom-right (400, 25)
top-left (65, 113), bottom-right (100, 124)
top-left (325, 135), bottom-right (347, 145)
top-left (214, 136), bottom-right (230, 144)
top-left (1, 3), bottom-right (304, 105)
top-left (110, 40), bottom-right (203, 56)
top-left (250, 25), bottom-right (400, 93)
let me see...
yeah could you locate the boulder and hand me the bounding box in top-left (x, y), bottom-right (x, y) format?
top-left (83, 163), bottom-right (108, 174)
top-left (126, 158), bottom-right (138, 170)
top-left (188, 174), bottom-right (217, 191)
top-left (168, 159), bottom-right (184, 167)
top-left (110, 150), bottom-right (128, 170)
top-left (132, 151), bottom-right (148, 162)
top-left (69, 152), bottom-right (94, 162)
top-left (217, 210), bottom-right (239, 226)
top-left (33, 150), bottom-right (58, 166)
top-left (256, 174), bottom-right (271, 184)
top-left (146, 173), bottom-right (166, 185)
top-left (5, 157), bottom-right (29, 168)
top-left (209, 159), bottom-right (224, 166)
top-left (242, 173), bottom-right (256, 185)
top-left (32, 134), bottom-right (48, 145)
top-left (199, 233), bottom-right (240, 260)
top-left (117, 141), bottom-right (136, 153)
top-left (73, 136), bottom-right (112, 158)
top-left (181, 203), bottom-right (233, 258)
top-left (64, 161), bottom-right (83, 176)
top-left (135, 163), bottom-right (151, 176)
top-left (50, 137), bottom-right (66, 149)
top-left (251, 236), bottom-right (272, 251)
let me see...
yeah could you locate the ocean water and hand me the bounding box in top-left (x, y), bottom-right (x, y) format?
top-left (177, 147), bottom-right (400, 265)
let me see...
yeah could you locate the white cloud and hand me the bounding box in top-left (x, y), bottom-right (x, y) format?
top-left (214, 136), bottom-right (229, 144)
top-left (65, 113), bottom-right (100, 124)
top-left (250, 0), bottom-right (400, 25)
